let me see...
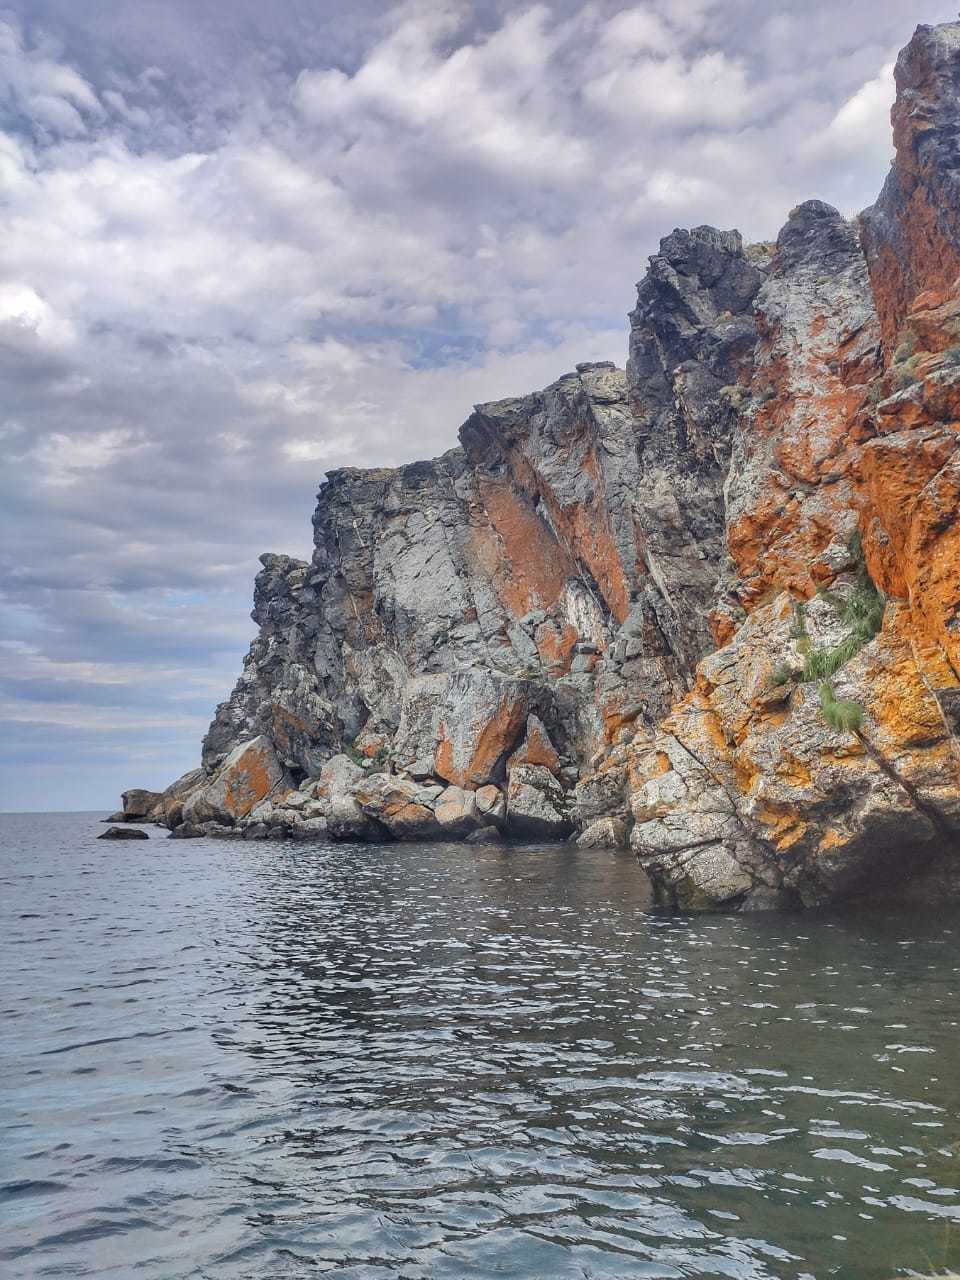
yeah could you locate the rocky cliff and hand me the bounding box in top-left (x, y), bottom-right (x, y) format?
top-left (138, 22), bottom-right (960, 911)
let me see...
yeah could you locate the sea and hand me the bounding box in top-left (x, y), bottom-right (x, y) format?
top-left (2, 811), bottom-right (958, 1278)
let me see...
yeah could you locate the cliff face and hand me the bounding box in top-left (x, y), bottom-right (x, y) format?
top-left (147, 22), bottom-right (960, 910)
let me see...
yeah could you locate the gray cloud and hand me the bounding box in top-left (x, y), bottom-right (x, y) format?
top-left (0, 0), bottom-right (955, 809)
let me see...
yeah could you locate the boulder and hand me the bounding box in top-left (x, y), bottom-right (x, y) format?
top-left (319, 754), bottom-right (382, 841)
top-left (121, 788), bottom-right (163, 820)
top-left (576, 817), bottom-right (628, 849)
top-left (465, 826), bottom-right (505, 844)
top-left (393, 671), bottom-right (530, 788)
top-left (157, 768), bottom-right (206, 828)
top-left (181, 736), bottom-right (283, 827)
top-left (506, 765), bottom-right (572, 840)
top-left (104, 787), bottom-right (164, 823)
top-left (433, 785), bottom-right (485, 838)
top-left (352, 774), bottom-right (440, 840)
top-left (507, 714), bottom-right (562, 777)
top-left (98, 826), bottom-right (149, 840)
top-left (286, 816), bottom-right (329, 841)
top-left (475, 784), bottom-right (506, 824)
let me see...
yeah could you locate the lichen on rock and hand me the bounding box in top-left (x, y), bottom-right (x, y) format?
top-left (128, 19), bottom-right (960, 912)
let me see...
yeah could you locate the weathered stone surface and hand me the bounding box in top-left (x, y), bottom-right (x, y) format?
top-left (629, 595), bottom-right (960, 910)
top-left (120, 789), bottom-right (163, 820)
top-left (99, 826), bottom-right (149, 840)
top-left (182, 736), bottom-right (283, 828)
top-left (315, 754), bottom-right (380, 841)
top-left (156, 769), bottom-right (206, 829)
top-left (507, 714), bottom-right (561, 777)
top-left (576, 817), bottom-right (628, 850)
top-left (134, 19), bottom-right (960, 911)
top-left (862, 22), bottom-right (960, 351)
top-left (352, 774), bottom-right (440, 840)
top-left (722, 200), bottom-right (880, 610)
top-left (393, 671), bottom-right (530, 788)
top-left (430, 785), bottom-right (478, 837)
top-left (506, 765), bottom-right (572, 840)
top-left (475, 784), bottom-right (506, 824)
top-left (286, 816), bottom-right (329, 841)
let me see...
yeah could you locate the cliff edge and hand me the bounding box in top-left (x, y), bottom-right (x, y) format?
top-left (133, 22), bottom-right (960, 911)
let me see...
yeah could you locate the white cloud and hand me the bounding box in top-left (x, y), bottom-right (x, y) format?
top-left (0, 0), bottom-right (953, 808)
top-left (810, 61), bottom-right (896, 160)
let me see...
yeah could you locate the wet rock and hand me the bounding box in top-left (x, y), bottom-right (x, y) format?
top-left (464, 826), bottom-right (505, 844)
top-left (99, 826), bottom-right (149, 840)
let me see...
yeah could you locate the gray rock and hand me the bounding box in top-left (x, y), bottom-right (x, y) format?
top-left (99, 826), bottom-right (149, 840)
top-left (182, 736), bottom-right (283, 828)
top-left (434, 785), bottom-right (484, 838)
top-left (464, 826), bottom-right (505, 844)
top-left (506, 765), bottom-right (572, 840)
top-left (576, 817), bottom-right (629, 849)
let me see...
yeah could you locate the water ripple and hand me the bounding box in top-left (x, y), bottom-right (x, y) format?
top-left (1, 813), bottom-right (959, 1278)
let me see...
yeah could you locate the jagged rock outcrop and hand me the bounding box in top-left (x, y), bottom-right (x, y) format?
top-left (103, 787), bottom-right (163, 824)
top-left (128, 21), bottom-right (960, 910)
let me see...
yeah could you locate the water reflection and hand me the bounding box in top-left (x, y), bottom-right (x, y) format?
top-left (2, 817), bottom-right (959, 1279)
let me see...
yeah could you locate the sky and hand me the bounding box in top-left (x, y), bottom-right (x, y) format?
top-left (1, 0), bottom-right (955, 811)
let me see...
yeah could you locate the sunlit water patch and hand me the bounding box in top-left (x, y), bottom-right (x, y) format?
top-left (1, 812), bottom-right (958, 1278)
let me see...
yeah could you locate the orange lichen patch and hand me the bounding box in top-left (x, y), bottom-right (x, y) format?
top-left (508, 717), bottom-right (561, 775)
top-left (435, 695), bottom-right (528, 789)
top-left (469, 478), bottom-right (576, 618)
top-left (434, 734), bottom-right (456, 784)
top-left (856, 424), bottom-right (960, 667)
top-left (353, 730), bottom-right (389, 758)
top-left (860, 609), bottom-right (948, 749)
top-left (489, 423), bottom-right (632, 624)
top-left (755, 803), bottom-right (808, 852)
top-left (625, 740), bottom-right (673, 793)
top-left (817, 828), bottom-right (845, 853)
top-left (222, 743), bottom-right (276, 819)
top-left (907, 287), bottom-right (960, 354)
top-left (904, 455), bottom-right (960, 674)
top-left (867, 190), bottom-right (960, 353)
top-left (855, 428), bottom-right (956, 598)
top-left (708, 606), bottom-right (740, 648)
top-left (775, 385), bottom-right (866, 485)
top-left (534, 619), bottom-right (578, 676)
top-left (598, 693), bottom-right (642, 745)
top-left (728, 486), bottom-right (838, 603)
top-left (776, 754), bottom-right (813, 789)
top-left (731, 755), bottom-right (759, 796)
top-left (542, 448), bottom-right (631, 623)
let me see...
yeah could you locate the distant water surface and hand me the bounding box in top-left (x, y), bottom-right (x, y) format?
top-left (1, 811), bottom-right (959, 1279)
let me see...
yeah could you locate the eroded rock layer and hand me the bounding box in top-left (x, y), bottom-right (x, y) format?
top-left (138, 21), bottom-right (960, 911)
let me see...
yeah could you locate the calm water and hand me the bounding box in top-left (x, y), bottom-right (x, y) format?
top-left (1, 813), bottom-right (959, 1279)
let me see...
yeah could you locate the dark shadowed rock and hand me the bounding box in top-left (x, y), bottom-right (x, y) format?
top-left (99, 826), bottom-right (149, 840)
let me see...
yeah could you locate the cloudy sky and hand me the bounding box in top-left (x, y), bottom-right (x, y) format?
top-left (1, 1), bottom-right (953, 811)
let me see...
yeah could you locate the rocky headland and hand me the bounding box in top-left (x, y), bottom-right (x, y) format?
top-left (127, 22), bottom-right (960, 911)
